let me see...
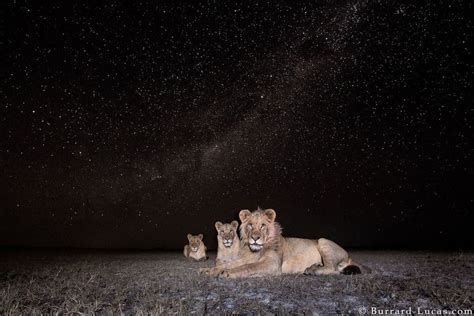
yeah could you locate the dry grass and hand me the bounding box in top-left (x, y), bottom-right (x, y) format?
top-left (0, 250), bottom-right (472, 314)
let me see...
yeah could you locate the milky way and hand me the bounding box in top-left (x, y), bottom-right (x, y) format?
top-left (1, 1), bottom-right (472, 249)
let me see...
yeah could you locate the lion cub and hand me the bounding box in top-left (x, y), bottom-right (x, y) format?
top-left (183, 234), bottom-right (208, 261)
top-left (215, 221), bottom-right (240, 266)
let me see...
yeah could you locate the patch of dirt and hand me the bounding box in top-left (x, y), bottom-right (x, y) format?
top-left (0, 250), bottom-right (472, 314)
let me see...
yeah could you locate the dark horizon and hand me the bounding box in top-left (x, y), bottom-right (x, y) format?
top-left (1, 1), bottom-right (472, 250)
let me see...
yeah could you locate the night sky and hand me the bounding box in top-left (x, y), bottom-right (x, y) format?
top-left (1, 1), bottom-right (472, 249)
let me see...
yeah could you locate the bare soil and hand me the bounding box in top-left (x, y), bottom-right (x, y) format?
top-left (0, 250), bottom-right (472, 314)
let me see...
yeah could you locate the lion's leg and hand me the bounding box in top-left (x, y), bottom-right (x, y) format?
top-left (199, 256), bottom-right (251, 275)
top-left (200, 264), bottom-right (233, 275)
top-left (304, 263), bottom-right (340, 275)
top-left (199, 260), bottom-right (237, 275)
top-left (304, 238), bottom-right (348, 275)
top-left (221, 258), bottom-right (281, 278)
top-left (217, 256), bottom-right (252, 270)
top-left (304, 264), bottom-right (340, 275)
top-left (316, 238), bottom-right (362, 274)
top-left (183, 245), bottom-right (190, 258)
top-left (199, 266), bottom-right (220, 275)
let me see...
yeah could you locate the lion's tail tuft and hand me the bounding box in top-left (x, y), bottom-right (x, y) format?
top-left (342, 259), bottom-right (372, 274)
top-left (341, 265), bottom-right (362, 275)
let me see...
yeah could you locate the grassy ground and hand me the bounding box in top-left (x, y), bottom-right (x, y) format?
top-left (0, 250), bottom-right (472, 314)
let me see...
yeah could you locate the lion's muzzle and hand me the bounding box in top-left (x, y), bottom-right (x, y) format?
top-left (249, 237), bottom-right (263, 251)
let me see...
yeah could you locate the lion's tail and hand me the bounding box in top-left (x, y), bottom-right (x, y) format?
top-left (341, 258), bottom-right (372, 275)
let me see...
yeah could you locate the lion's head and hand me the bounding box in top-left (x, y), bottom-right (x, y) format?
top-left (239, 208), bottom-right (282, 252)
top-left (187, 233), bottom-right (204, 252)
top-left (215, 221), bottom-right (239, 248)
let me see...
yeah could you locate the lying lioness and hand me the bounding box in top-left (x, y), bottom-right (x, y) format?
top-left (183, 233), bottom-right (208, 261)
top-left (201, 208), bottom-right (364, 278)
top-left (214, 221), bottom-right (240, 266)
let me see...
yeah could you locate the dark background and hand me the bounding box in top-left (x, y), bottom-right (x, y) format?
top-left (1, 1), bottom-right (472, 250)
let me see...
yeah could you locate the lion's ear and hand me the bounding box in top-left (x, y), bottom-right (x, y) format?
top-left (264, 209), bottom-right (276, 222)
top-left (198, 234), bottom-right (203, 240)
top-left (239, 209), bottom-right (251, 222)
top-left (215, 221), bottom-right (223, 231)
top-left (230, 220), bottom-right (239, 230)
top-left (187, 233), bottom-right (192, 241)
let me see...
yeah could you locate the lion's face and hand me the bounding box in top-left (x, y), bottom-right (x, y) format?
top-left (215, 221), bottom-right (239, 248)
top-left (187, 234), bottom-right (203, 252)
top-left (239, 208), bottom-right (277, 252)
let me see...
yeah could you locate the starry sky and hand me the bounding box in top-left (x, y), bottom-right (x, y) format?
top-left (1, 1), bottom-right (472, 249)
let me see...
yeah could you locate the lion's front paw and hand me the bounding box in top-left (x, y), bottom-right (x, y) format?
top-left (304, 263), bottom-right (323, 276)
top-left (199, 268), bottom-right (212, 275)
top-left (199, 267), bottom-right (223, 276)
top-left (303, 267), bottom-right (314, 275)
top-left (217, 269), bottom-right (231, 278)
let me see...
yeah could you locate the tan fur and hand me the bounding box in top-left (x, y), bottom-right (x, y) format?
top-left (201, 208), bottom-right (360, 278)
top-left (200, 209), bottom-right (283, 278)
top-left (214, 221), bottom-right (240, 266)
top-left (183, 234), bottom-right (208, 261)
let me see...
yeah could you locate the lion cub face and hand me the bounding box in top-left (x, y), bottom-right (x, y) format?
top-left (239, 208), bottom-right (276, 252)
top-left (215, 221), bottom-right (239, 248)
top-left (187, 234), bottom-right (204, 252)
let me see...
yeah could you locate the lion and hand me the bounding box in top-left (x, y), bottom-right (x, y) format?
top-left (183, 234), bottom-right (208, 261)
top-left (214, 221), bottom-right (240, 266)
top-left (201, 208), bottom-right (365, 278)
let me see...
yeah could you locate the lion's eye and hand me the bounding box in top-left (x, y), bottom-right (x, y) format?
top-left (261, 224), bottom-right (266, 230)
top-left (248, 224), bottom-right (252, 229)
top-left (220, 230), bottom-right (224, 234)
